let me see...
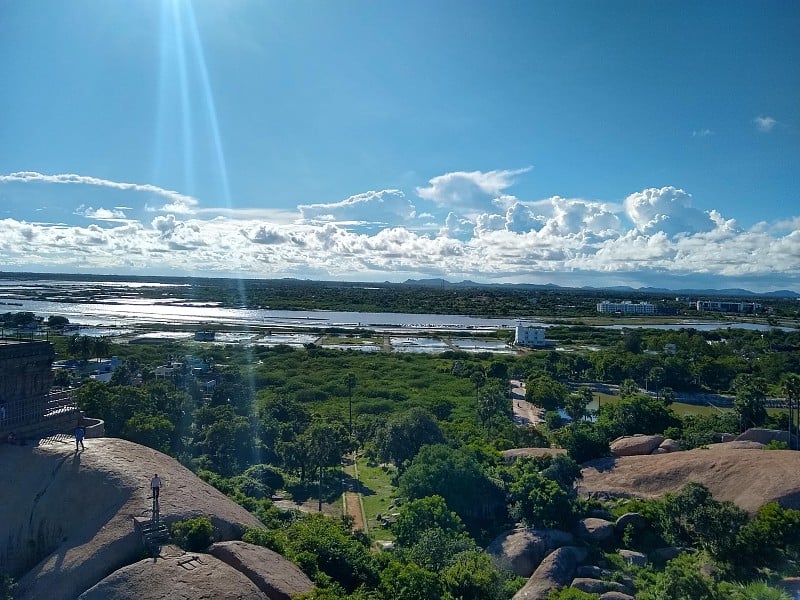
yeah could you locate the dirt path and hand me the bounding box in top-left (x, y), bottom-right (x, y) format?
top-left (344, 492), bottom-right (365, 531)
top-left (341, 455), bottom-right (367, 532)
top-left (510, 379), bottom-right (545, 426)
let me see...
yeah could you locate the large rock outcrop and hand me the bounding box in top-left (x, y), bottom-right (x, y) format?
top-left (609, 435), bottom-right (664, 457)
top-left (512, 547), bottom-right (578, 600)
top-left (0, 438), bottom-right (269, 599)
top-left (735, 428), bottom-right (789, 445)
top-left (78, 541), bottom-right (314, 600)
top-left (209, 541), bottom-right (314, 600)
top-left (579, 445), bottom-right (800, 513)
top-left (486, 528), bottom-right (574, 577)
top-left (78, 552), bottom-right (269, 600)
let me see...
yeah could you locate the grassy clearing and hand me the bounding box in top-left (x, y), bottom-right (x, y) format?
top-left (355, 456), bottom-right (398, 542)
top-left (596, 393), bottom-right (731, 417)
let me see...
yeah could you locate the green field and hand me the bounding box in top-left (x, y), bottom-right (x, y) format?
top-left (354, 456), bottom-right (398, 542)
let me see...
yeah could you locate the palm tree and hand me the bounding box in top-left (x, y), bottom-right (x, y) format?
top-left (470, 369), bottom-right (486, 419)
top-left (93, 336), bottom-right (110, 363)
top-left (345, 373), bottom-right (356, 436)
top-left (782, 374), bottom-right (800, 450)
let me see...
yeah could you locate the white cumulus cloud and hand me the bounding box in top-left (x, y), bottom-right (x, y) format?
top-left (416, 168), bottom-right (531, 212)
top-left (624, 187), bottom-right (715, 236)
top-left (298, 189), bottom-right (415, 225)
top-left (74, 205), bottom-right (128, 220)
top-left (754, 115), bottom-right (777, 133)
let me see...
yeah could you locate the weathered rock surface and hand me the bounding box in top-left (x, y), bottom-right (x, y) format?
top-left (561, 546), bottom-right (589, 564)
top-left (487, 528), bottom-right (574, 577)
top-left (710, 440), bottom-right (766, 449)
top-left (575, 518), bottom-right (614, 544)
top-left (735, 428), bottom-right (789, 445)
top-left (208, 541), bottom-right (313, 600)
top-left (78, 553), bottom-right (268, 599)
top-left (658, 438), bottom-right (681, 453)
top-left (649, 546), bottom-right (685, 563)
top-left (617, 549), bottom-right (647, 567)
top-left (571, 578), bottom-right (630, 595)
top-left (1, 438), bottom-right (265, 600)
top-left (575, 565), bottom-right (605, 578)
top-left (579, 445), bottom-right (800, 513)
top-left (599, 592), bottom-right (635, 600)
top-left (610, 435), bottom-right (664, 457)
top-left (512, 547), bottom-right (577, 600)
top-left (615, 512), bottom-right (648, 534)
top-left (501, 447), bottom-right (567, 463)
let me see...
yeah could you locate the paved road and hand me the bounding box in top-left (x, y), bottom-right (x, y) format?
top-left (510, 379), bottom-right (544, 426)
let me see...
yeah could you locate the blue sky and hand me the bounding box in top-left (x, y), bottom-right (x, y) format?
top-left (1, 1), bottom-right (798, 291)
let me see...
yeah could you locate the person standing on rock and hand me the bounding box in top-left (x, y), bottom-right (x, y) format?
top-left (74, 424), bottom-right (85, 452)
top-left (150, 474), bottom-right (162, 500)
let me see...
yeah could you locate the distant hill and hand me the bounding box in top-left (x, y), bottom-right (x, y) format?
top-left (402, 278), bottom-right (800, 298)
top-left (2, 270), bottom-right (797, 299)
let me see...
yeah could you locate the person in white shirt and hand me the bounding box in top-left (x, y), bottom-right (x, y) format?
top-left (150, 474), bottom-right (162, 500)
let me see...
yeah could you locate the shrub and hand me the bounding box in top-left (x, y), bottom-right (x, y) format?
top-left (170, 516), bottom-right (215, 552)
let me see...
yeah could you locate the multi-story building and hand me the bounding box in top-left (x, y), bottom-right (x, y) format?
top-left (696, 300), bottom-right (761, 314)
top-left (596, 301), bottom-right (655, 315)
top-left (514, 325), bottom-right (551, 347)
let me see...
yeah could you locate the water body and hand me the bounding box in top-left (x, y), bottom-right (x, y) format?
top-left (0, 281), bottom-right (789, 333)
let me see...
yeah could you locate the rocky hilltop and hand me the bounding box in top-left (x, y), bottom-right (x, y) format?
top-left (578, 443), bottom-right (800, 513)
top-left (1, 437), bottom-right (312, 599)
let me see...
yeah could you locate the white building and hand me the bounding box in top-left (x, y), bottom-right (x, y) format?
top-left (596, 301), bottom-right (655, 315)
top-left (514, 325), bottom-right (548, 347)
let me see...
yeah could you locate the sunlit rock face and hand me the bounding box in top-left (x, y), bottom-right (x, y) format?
top-left (1, 438), bottom-right (266, 600)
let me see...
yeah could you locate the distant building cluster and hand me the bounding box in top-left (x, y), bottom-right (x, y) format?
top-left (596, 301), bottom-right (655, 315)
top-left (695, 300), bottom-right (761, 314)
top-left (514, 325), bottom-right (554, 348)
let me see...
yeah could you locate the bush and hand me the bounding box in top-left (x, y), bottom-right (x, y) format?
top-left (170, 516), bottom-right (215, 551)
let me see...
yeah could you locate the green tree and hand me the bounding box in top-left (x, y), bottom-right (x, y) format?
top-left (563, 387), bottom-right (593, 424)
top-left (398, 445), bottom-right (504, 527)
top-left (619, 378), bottom-right (640, 399)
top-left (276, 513), bottom-right (377, 591)
top-left (440, 550), bottom-right (505, 600)
top-left (657, 483), bottom-right (748, 560)
top-left (392, 495), bottom-right (466, 547)
top-left (648, 366), bottom-right (665, 398)
top-left (782, 374), bottom-right (800, 450)
top-left (526, 374), bottom-right (568, 411)
top-left (471, 368), bottom-right (486, 410)
top-left (639, 551), bottom-right (719, 600)
top-left (122, 412), bottom-right (174, 452)
top-left (734, 375), bottom-right (767, 432)
top-left (92, 336), bottom-right (110, 362)
top-left (46, 315), bottom-right (69, 328)
top-left (378, 561), bottom-right (441, 600)
top-left (346, 373), bottom-right (356, 436)
top-left (551, 422), bottom-right (609, 463)
top-left (508, 471), bottom-right (575, 529)
top-left (734, 503), bottom-right (800, 573)
top-left (375, 408), bottom-right (444, 469)
top-left (597, 394), bottom-right (680, 438)
top-left (478, 380), bottom-right (509, 434)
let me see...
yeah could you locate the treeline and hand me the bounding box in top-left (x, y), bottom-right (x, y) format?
top-left (8, 271), bottom-right (800, 318)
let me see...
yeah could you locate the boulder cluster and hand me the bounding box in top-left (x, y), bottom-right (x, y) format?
top-left (489, 515), bottom-right (681, 600)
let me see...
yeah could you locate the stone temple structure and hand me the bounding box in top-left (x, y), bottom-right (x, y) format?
top-left (0, 339), bottom-right (81, 441)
